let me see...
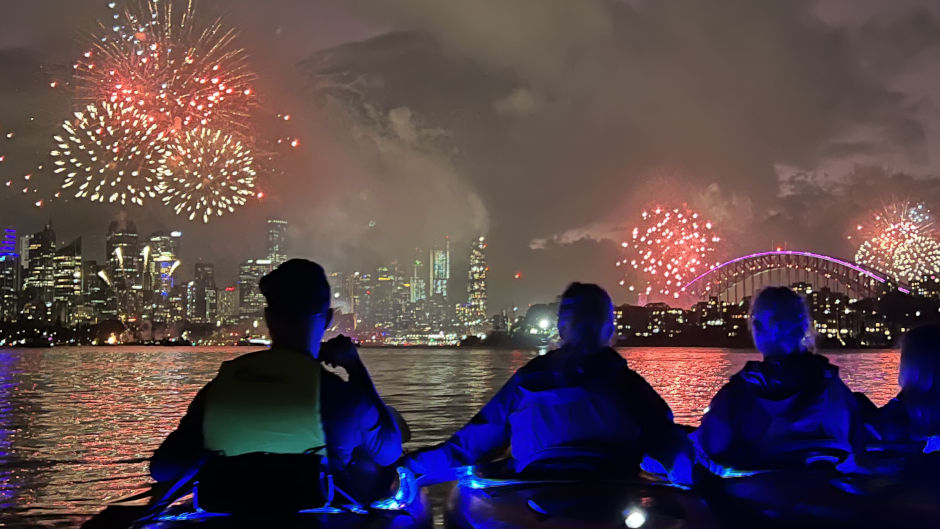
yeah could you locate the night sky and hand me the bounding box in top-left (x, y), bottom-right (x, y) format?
top-left (2, 0), bottom-right (940, 311)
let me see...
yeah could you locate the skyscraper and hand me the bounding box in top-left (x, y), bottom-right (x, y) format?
top-left (467, 236), bottom-right (487, 323)
top-left (187, 262), bottom-right (217, 323)
top-left (145, 230), bottom-right (182, 322)
top-left (82, 260), bottom-right (115, 322)
top-left (266, 219), bottom-right (288, 267)
top-left (0, 228), bottom-right (19, 322)
top-left (23, 224), bottom-right (56, 321)
top-left (410, 248), bottom-right (427, 303)
top-left (429, 237), bottom-right (451, 299)
top-left (52, 237), bottom-right (82, 325)
top-left (216, 286), bottom-right (239, 323)
top-left (106, 220), bottom-right (141, 322)
top-left (238, 259), bottom-right (273, 318)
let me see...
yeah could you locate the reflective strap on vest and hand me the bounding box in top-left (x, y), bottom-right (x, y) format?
top-left (203, 349), bottom-right (326, 457)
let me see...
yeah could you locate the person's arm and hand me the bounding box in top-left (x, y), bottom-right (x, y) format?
top-left (402, 372), bottom-right (520, 485)
top-left (149, 383), bottom-right (212, 483)
top-left (321, 336), bottom-right (402, 466)
top-left (626, 369), bottom-right (693, 485)
top-left (690, 383), bottom-right (739, 475)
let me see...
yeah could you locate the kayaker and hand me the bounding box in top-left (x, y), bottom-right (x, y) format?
top-left (402, 282), bottom-right (693, 486)
top-left (861, 324), bottom-right (940, 451)
top-left (149, 259), bottom-right (403, 507)
top-left (693, 286), bottom-right (864, 476)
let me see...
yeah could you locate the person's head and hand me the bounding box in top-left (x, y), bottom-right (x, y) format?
top-left (557, 282), bottom-right (615, 350)
top-left (899, 324), bottom-right (940, 394)
top-left (259, 259), bottom-right (333, 356)
top-left (749, 286), bottom-right (813, 358)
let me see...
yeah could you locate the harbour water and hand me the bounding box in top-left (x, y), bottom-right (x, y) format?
top-left (0, 346), bottom-right (900, 527)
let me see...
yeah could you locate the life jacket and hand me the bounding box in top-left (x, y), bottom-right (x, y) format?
top-left (202, 349), bottom-right (326, 457)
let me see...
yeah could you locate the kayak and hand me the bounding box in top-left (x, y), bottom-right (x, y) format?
top-left (81, 466), bottom-right (432, 529)
top-left (442, 466), bottom-right (721, 529)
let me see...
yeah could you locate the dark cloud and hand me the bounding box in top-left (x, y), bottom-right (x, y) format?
top-left (303, 0), bottom-right (937, 308)
top-left (1, 0), bottom-right (940, 310)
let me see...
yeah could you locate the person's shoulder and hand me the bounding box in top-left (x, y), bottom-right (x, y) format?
top-left (217, 349), bottom-right (270, 369)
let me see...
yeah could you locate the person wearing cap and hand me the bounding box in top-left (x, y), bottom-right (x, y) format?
top-left (149, 259), bottom-right (402, 505)
top-left (402, 282), bottom-right (692, 486)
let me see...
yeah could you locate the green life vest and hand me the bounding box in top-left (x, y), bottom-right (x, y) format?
top-left (202, 349), bottom-right (326, 457)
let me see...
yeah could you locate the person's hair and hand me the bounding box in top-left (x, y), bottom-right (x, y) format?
top-left (558, 282), bottom-right (614, 348)
top-left (749, 286), bottom-right (813, 355)
top-left (259, 259), bottom-right (331, 317)
top-left (900, 324), bottom-right (940, 391)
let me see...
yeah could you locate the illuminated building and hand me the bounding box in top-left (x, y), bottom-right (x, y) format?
top-left (23, 223), bottom-right (56, 322)
top-left (614, 304), bottom-right (650, 338)
top-left (216, 286), bottom-right (239, 323)
top-left (187, 263), bottom-right (216, 323)
top-left (82, 260), bottom-right (115, 321)
top-left (410, 249), bottom-right (427, 303)
top-left (106, 220), bottom-right (141, 322)
top-left (429, 237), bottom-right (450, 299)
top-left (266, 219), bottom-right (288, 267)
top-left (466, 236), bottom-right (487, 325)
top-left (144, 231), bottom-right (182, 322)
top-left (0, 229), bottom-right (19, 322)
top-left (238, 259), bottom-right (273, 318)
top-left (52, 237), bottom-right (82, 325)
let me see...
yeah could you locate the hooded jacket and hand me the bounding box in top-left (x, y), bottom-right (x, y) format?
top-left (404, 346), bottom-right (683, 484)
top-left (694, 353), bottom-right (864, 473)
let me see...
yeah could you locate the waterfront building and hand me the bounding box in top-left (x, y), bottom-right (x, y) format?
top-left (144, 231), bottom-right (182, 322)
top-left (266, 219), bottom-right (288, 267)
top-left (466, 236), bottom-right (487, 325)
top-left (106, 220), bottom-right (142, 322)
top-left (187, 263), bottom-right (216, 323)
top-left (429, 237), bottom-right (450, 299)
top-left (52, 237), bottom-right (82, 325)
top-left (22, 223), bottom-right (56, 322)
top-left (238, 259), bottom-right (273, 318)
top-left (216, 286), bottom-right (239, 323)
top-left (410, 248), bottom-right (427, 303)
top-left (0, 228), bottom-right (19, 322)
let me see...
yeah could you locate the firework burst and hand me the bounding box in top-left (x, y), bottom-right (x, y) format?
top-left (852, 201), bottom-right (940, 282)
top-left (74, 0), bottom-right (256, 135)
top-left (617, 205), bottom-right (722, 299)
top-left (52, 101), bottom-right (166, 205)
top-left (157, 128), bottom-right (257, 222)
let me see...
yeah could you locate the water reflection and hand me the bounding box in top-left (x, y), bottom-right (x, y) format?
top-left (0, 346), bottom-right (900, 527)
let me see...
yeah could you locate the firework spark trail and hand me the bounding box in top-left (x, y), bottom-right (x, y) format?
top-left (74, 0), bottom-right (256, 135)
top-left (617, 205), bottom-right (722, 299)
top-left (156, 128), bottom-right (257, 223)
top-left (852, 201), bottom-right (940, 282)
top-left (52, 101), bottom-right (166, 205)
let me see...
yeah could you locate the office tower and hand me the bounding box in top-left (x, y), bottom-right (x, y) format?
top-left (0, 228), bottom-right (19, 322)
top-left (82, 260), bottom-right (115, 322)
top-left (467, 236), bottom-right (487, 323)
top-left (410, 248), bottom-right (427, 303)
top-left (52, 237), bottom-right (82, 325)
top-left (429, 237), bottom-right (450, 299)
top-left (266, 219), bottom-right (288, 267)
top-left (238, 259), bottom-right (273, 318)
top-left (145, 230), bottom-right (182, 322)
top-left (22, 223), bottom-right (56, 321)
top-left (106, 220), bottom-right (141, 322)
top-left (216, 286), bottom-right (239, 323)
top-left (187, 263), bottom-right (216, 323)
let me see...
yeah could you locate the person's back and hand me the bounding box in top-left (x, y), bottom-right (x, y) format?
top-left (694, 287), bottom-right (863, 475)
top-left (403, 283), bottom-right (691, 485)
top-left (864, 324), bottom-right (940, 455)
top-left (149, 259), bottom-right (402, 509)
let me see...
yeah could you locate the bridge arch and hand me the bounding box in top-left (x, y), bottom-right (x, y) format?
top-left (681, 250), bottom-right (908, 303)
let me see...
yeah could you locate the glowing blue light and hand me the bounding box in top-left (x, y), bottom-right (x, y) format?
top-left (371, 466), bottom-right (417, 511)
top-left (924, 436), bottom-right (940, 454)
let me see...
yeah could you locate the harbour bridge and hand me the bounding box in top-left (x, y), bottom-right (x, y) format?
top-left (680, 250), bottom-right (910, 304)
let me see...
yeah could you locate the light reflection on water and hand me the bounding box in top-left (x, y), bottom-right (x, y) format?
top-left (0, 346), bottom-right (898, 527)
